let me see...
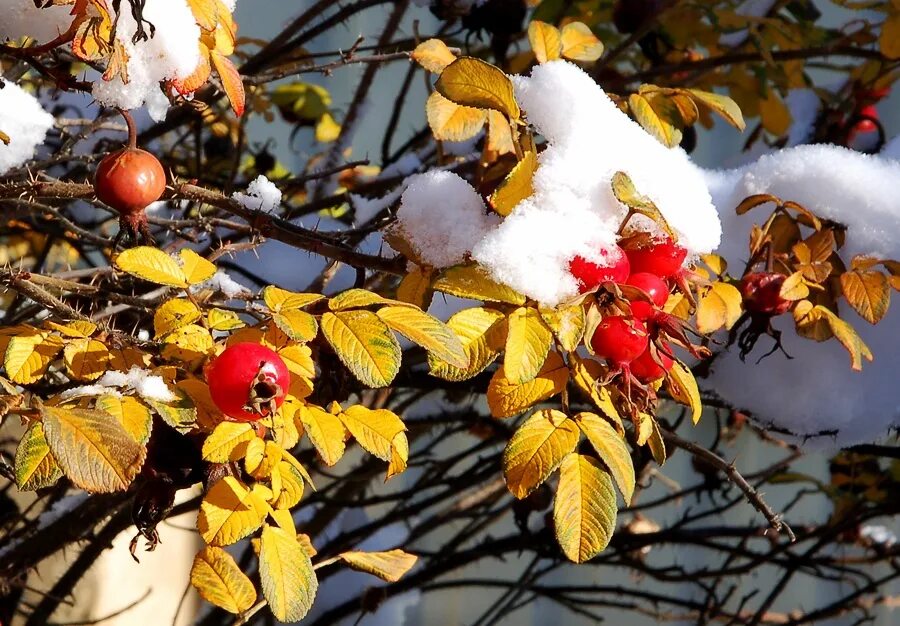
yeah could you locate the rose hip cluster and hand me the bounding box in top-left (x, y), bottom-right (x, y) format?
top-left (569, 237), bottom-right (686, 383)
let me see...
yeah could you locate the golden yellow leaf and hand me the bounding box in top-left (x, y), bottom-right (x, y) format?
top-left (315, 113), bottom-right (341, 142)
top-left (428, 307), bottom-right (506, 381)
top-left (426, 91), bottom-right (488, 142)
top-left (298, 403), bottom-right (346, 466)
top-left (758, 90), bottom-right (791, 136)
top-left (96, 395), bottom-right (152, 444)
top-left (190, 546), bottom-right (256, 615)
top-left (162, 323), bottom-right (214, 364)
top-left (435, 57), bottom-right (520, 120)
top-left (145, 388), bottom-right (199, 432)
top-left (187, 0), bottom-right (218, 30)
top-left (278, 344), bottom-right (316, 379)
top-left (553, 453), bottom-right (618, 563)
top-left (15, 422), bottom-right (62, 491)
top-left (528, 21), bottom-right (561, 63)
top-left (539, 304), bottom-right (585, 352)
top-left (411, 38), bottom-right (457, 73)
top-left (115, 247), bottom-right (188, 288)
top-left (108, 346), bottom-right (151, 372)
top-left (666, 360), bottom-right (702, 424)
top-left (812, 305), bottom-right (873, 371)
top-left (487, 351), bottom-right (568, 418)
top-left (695, 282), bottom-right (743, 334)
top-left (198, 476), bottom-right (270, 546)
top-left (320, 311), bottom-right (401, 387)
top-left (779, 271), bottom-right (810, 301)
top-left (211, 51), bottom-right (245, 116)
top-left (504, 307), bottom-right (553, 384)
top-left (881, 13), bottom-right (900, 59)
top-left (503, 409), bottom-right (579, 499)
top-left (840, 269), bottom-right (890, 324)
top-left (486, 109), bottom-right (516, 156)
top-left (177, 377), bottom-right (222, 429)
top-left (574, 411), bottom-right (635, 504)
top-left (338, 405), bottom-right (406, 461)
top-left (338, 550), bottom-right (418, 582)
top-left (377, 305), bottom-right (468, 368)
top-left (258, 524), bottom-right (318, 623)
top-left (263, 286), bottom-right (324, 312)
top-left (45, 320), bottom-right (97, 338)
top-left (647, 417), bottom-right (666, 465)
top-left (396, 266), bottom-right (434, 309)
top-left (154, 298), bottom-right (202, 338)
top-left (560, 22), bottom-right (604, 62)
top-left (569, 355), bottom-right (623, 432)
top-left (179, 248), bottom-right (217, 285)
top-left (62, 337), bottom-right (109, 382)
top-left (629, 93), bottom-right (681, 148)
top-left (610, 171), bottom-right (676, 240)
top-left (202, 422), bottom-right (255, 462)
top-left (271, 461), bottom-right (305, 509)
top-left (5, 332), bottom-right (62, 385)
top-left (272, 309), bottom-right (318, 343)
top-left (207, 308), bottom-right (245, 332)
top-left (327, 288), bottom-right (414, 311)
top-left (433, 265), bottom-right (526, 305)
top-left (687, 88), bottom-right (746, 131)
top-left (489, 150), bottom-right (536, 216)
top-left (40, 403), bottom-right (146, 493)
top-left (246, 440), bottom-right (281, 479)
top-left (386, 431), bottom-right (408, 480)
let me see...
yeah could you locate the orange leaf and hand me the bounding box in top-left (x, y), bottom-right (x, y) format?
top-left (172, 44), bottom-right (212, 95)
top-left (211, 51), bottom-right (245, 116)
top-left (187, 0), bottom-right (219, 31)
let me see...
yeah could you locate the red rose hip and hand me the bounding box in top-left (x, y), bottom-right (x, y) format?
top-left (206, 343), bottom-right (290, 422)
top-left (569, 245), bottom-right (630, 293)
top-left (740, 272), bottom-right (791, 316)
top-left (630, 347), bottom-right (674, 382)
top-left (95, 147), bottom-right (166, 243)
top-left (625, 272), bottom-right (669, 320)
top-left (590, 316), bottom-right (649, 365)
top-left (625, 237), bottom-right (687, 278)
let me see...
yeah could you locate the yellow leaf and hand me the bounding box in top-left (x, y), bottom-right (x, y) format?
top-left (62, 337), bottom-right (110, 382)
top-left (187, 0), bottom-right (218, 30)
top-left (211, 51), bottom-right (245, 116)
top-left (553, 453), bottom-right (618, 563)
top-left (779, 271), bottom-right (810, 301)
top-left (320, 311), bottom-right (401, 387)
top-left (396, 266), bottom-right (434, 309)
top-left (207, 308), bottom-right (245, 331)
top-left (386, 431), bottom-right (408, 480)
top-left (695, 282), bottom-right (743, 334)
top-left (610, 171), bottom-right (676, 240)
top-left (40, 403), bottom-right (146, 493)
top-left (489, 150), bottom-right (536, 216)
top-left (486, 109), bottom-right (516, 156)
top-left (258, 524), bottom-right (318, 623)
top-left (687, 88), bottom-right (746, 131)
top-left (115, 246), bottom-right (188, 288)
top-left (840, 269), bottom-right (890, 324)
top-left (636, 412), bottom-right (653, 446)
top-left (666, 360), bottom-right (702, 424)
top-left (154, 298), bottom-right (202, 338)
top-left (426, 91), bottom-right (488, 141)
top-left (190, 546), bottom-right (256, 615)
top-left (327, 288), bottom-right (414, 311)
top-left (574, 411), bottom-right (635, 504)
top-left (162, 323), bottom-right (214, 364)
top-left (881, 13), bottom-right (900, 59)
top-left (433, 265), bottom-right (526, 305)
top-left (504, 307), bottom-right (553, 384)
top-left (177, 377), bottom-right (222, 429)
top-left (377, 305), bottom-right (468, 368)
top-left (569, 355), bottom-right (623, 432)
top-left (528, 21), bottom-right (561, 64)
top-left (202, 422), bottom-right (255, 462)
top-left (96, 395), bottom-right (152, 444)
top-left (338, 550), bottom-right (418, 583)
top-left (560, 22), bottom-right (604, 62)
top-left (15, 422), bottom-right (62, 491)
top-left (487, 351), bottom-right (568, 418)
top-left (815, 306), bottom-right (873, 371)
top-left (271, 461), bottom-right (306, 509)
top-left (179, 248), bottom-right (217, 285)
top-left (503, 409), bottom-right (579, 499)
top-left (629, 93), bottom-right (681, 148)
top-left (45, 320), bottom-right (97, 338)
top-left (298, 404), bottom-right (346, 466)
top-left (246, 440), bottom-right (281, 479)
top-left (539, 304), bottom-right (585, 352)
top-left (272, 309), bottom-right (319, 343)
top-left (435, 57), bottom-right (520, 120)
top-left (338, 405), bottom-right (405, 461)
top-left (428, 307), bottom-right (506, 381)
top-left (198, 476), bottom-right (270, 546)
top-left (5, 333), bottom-right (62, 385)
top-left (278, 344), bottom-right (316, 379)
top-left (647, 418), bottom-right (667, 465)
top-left (315, 113), bottom-right (341, 143)
top-left (145, 388), bottom-right (198, 432)
top-left (759, 90), bottom-right (791, 136)
top-left (411, 38), bottom-right (457, 73)
top-left (263, 286), bottom-right (323, 312)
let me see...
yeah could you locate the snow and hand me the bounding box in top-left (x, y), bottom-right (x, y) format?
top-left (473, 60), bottom-right (721, 305)
top-left (391, 171), bottom-right (499, 268)
top-left (860, 525), bottom-right (897, 548)
top-left (699, 145), bottom-right (900, 447)
top-left (97, 366), bottom-right (176, 402)
top-left (0, 0), bottom-right (73, 44)
top-left (91, 0), bottom-right (205, 121)
top-left (192, 270), bottom-right (251, 298)
top-left (784, 88), bottom-right (821, 146)
top-left (232, 175), bottom-right (282, 213)
top-left (0, 80), bottom-right (55, 175)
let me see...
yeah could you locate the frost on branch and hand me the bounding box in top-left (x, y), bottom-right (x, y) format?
top-left (0, 80), bottom-right (54, 175)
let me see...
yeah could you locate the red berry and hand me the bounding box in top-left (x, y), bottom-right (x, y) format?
top-left (569, 245), bottom-right (630, 293)
top-left (590, 316), bottom-right (649, 365)
top-left (625, 238), bottom-right (687, 278)
top-left (740, 272), bottom-right (791, 316)
top-left (206, 343), bottom-right (290, 422)
top-left (95, 147), bottom-right (166, 242)
top-left (630, 347), bottom-right (674, 382)
top-left (625, 272), bottom-right (669, 320)
top-left (853, 105), bottom-right (879, 133)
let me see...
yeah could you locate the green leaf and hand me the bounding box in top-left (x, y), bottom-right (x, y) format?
top-left (15, 422), bottom-right (62, 491)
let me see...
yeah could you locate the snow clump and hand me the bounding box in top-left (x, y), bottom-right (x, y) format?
top-left (232, 175), bottom-right (283, 213)
top-left (0, 0), bottom-right (73, 44)
top-left (0, 80), bottom-right (55, 174)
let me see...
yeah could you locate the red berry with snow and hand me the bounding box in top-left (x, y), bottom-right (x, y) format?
top-left (740, 272), bottom-right (791, 316)
top-left (625, 272), bottom-right (669, 319)
top-left (625, 237), bottom-right (687, 278)
top-left (630, 347), bottom-right (674, 382)
top-left (206, 343), bottom-right (290, 422)
top-left (590, 316), bottom-right (649, 365)
top-left (569, 245), bottom-right (630, 293)
top-left (95, 147), bottom-right (166, 242)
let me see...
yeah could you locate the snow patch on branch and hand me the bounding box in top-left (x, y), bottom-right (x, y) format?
top-left (0, 0), bottom-right (73, 43)
top-left (0, 80), bottom-right (55, 175)
top-left (232, 175), bottom-right (283, 213)
top-left (62, 367), bottom-right (175, 403)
